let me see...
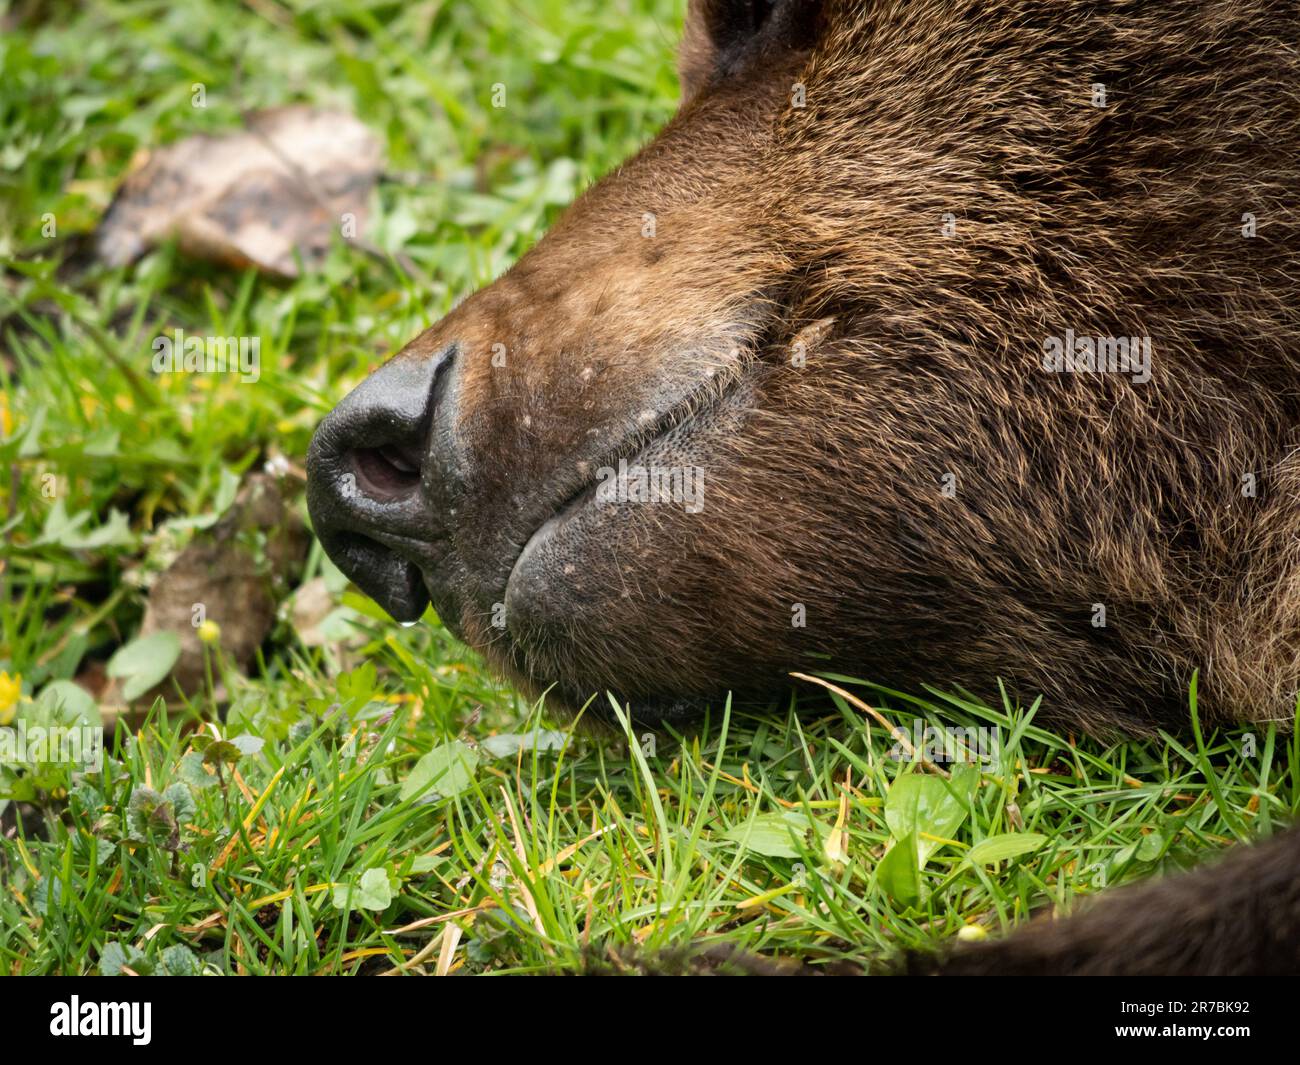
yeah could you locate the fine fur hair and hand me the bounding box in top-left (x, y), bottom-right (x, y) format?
top-left (311, 0), bottom-right (1300, 973)
top-left (381, 0), bottom-right (1300, 738)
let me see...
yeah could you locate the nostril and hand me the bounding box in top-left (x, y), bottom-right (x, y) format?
top-left (305, 344), bottom-right (456, 623)
top-left (313, 347), bottom-right (455, 506)
top-left (351, 442), bottom-right (424, 500)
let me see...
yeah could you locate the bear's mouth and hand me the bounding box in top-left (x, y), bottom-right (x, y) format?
top-left (496, 299), bottom-right (794, 610)
top-left (501, 361), bottom-right (754, 609)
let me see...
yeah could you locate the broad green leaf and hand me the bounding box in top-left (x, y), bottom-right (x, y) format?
top-left (876, 832), bottom-right (920, 907)
top-left (949, 763), bottom-right (981, 804)
top-left (100, 941), bottom-right (150, 976)
top-left (400, 740), bottom-right (480, 803)
top-left (143, 438), bottom-right (187, 465)
top-left (333, 867), bottom-right (395, 911)
top-left (966, 832), bottom-right (1048, 866)
top-left (107, 632), bottom-right (181, 701)
top-left (162, 783), bottom-right (195, 828)
top-left (126, 786), bottom-right (166, 842)
top-left (32, 877), bottom-right (63, 915)
top-left (60, 508), bottom-right (133, 549)
top-left (1136, 831), bottom-right (1165, 862)
top-left (37, 498), bottom-right (135, 550)
top-left (230, 734), bottom-right (264, 757)
top-left (99, 942), bottom-right (128, 976)
top-left (336, 661), bottom-right (378, 703)
top-left (190, 734), bottom-right (253, 767)
top-left (127, 783), bottom-right (192, 849)
top-left (179, 752), bottom-right (218, 789)
top-left (36, 679), bottom-right (99, 727)
top-left (480, 730), bottom-right (568, 759)
top-left (721, 811), bottom-right (824, 859)
top-left (160, 944), bottom-right (202, 976)
top-left (357, 867), bottom-right (394, 909)
top-left (884, 772), bottom-right (972, 866)
top-left (83, 428), bottom-right (121, 458)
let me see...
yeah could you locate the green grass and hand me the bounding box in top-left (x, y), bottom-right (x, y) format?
top-left (2, 0), bottom-right (1297, 976)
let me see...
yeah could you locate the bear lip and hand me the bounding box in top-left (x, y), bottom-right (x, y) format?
top-left (500, 364), bottom-right (752, 608)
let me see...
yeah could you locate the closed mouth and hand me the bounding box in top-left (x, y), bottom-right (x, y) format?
top-left (503, 363), bottom-right (752, 601)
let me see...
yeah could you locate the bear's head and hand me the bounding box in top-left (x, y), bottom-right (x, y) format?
top-left (307, 0), bottom-right (1300, 732)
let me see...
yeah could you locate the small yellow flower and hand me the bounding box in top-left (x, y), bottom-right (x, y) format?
top-left (197, 620), bottom-right (222, 645)
top-left (0, 671), bottom-right (22, 726)
top-left (0, 391), bottom-right (13, 437)
top-left (957, 924), bottom-right (989, 943)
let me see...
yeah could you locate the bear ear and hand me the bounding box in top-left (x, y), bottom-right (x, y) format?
top-left (679, 0), bottom-right (822, 101)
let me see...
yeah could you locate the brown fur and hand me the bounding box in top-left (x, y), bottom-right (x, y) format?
top-left (309, 0), bottom-right (1300, 972)
top-left (920, 821), bottom-right (1300, 975)
top-left (332, 0), bottom-right (1300, 736)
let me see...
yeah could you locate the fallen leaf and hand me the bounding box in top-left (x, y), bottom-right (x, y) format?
top-left (129, 473), bottom-right (309, 702)
top-left (96, 106), bottom-right (383, 277)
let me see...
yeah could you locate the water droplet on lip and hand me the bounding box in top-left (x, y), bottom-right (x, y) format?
top-left (399, 619), bottom-right (418, 628)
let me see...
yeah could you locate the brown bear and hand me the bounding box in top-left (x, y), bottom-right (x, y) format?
top-left (306, 0), bottom-right (1300, 974)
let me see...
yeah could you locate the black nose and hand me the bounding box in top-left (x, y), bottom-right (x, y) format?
top-left (306, 348), bottom-right (454, 623)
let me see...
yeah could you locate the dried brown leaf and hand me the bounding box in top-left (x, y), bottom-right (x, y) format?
top-left (96, 106), bottom-right (382, 277)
